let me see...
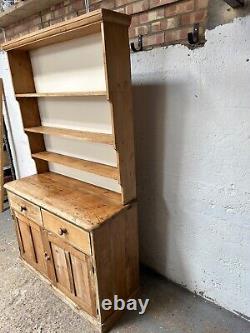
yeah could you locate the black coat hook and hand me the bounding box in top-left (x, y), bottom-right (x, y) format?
top-left (131, 35), bottom-right (143, 52)
top-left (188, 23), bottom-right (199, 45)
top-left (224, 0), bottom-right (244, 8)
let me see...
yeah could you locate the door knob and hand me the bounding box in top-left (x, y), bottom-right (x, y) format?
top-left (58, 227), bottom-right (67, 236)
top-left (44, 252), bottom-right (50, 261)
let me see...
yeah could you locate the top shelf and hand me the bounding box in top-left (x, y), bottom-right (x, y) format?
top-left (15, 92), bottom-right (107, 98)
top-left (1, 8), bottom-right (131, 51)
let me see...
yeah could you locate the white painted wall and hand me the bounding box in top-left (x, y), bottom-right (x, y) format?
top-left (1, 16), bottom-right (250, 319)
top-left (131, 17), bottom-right (250, 319)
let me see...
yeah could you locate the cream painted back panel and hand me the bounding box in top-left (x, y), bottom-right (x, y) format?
top-left (44, 136), bottom-right (117, 167)
top-left (38, 97), bottom-right (112, 133)
top-left (30, 34), bottom-right (106, 93)
top-left (49, 163), bottom-right (121, 193)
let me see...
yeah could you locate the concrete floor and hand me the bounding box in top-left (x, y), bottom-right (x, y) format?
top-left (0, 209), bottom-right (250, 333)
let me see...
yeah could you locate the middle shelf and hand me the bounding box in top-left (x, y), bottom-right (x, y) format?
top-left (32, 151), bottom-right (119, 180)
top-left (25, 126), bottom-right (113, 145)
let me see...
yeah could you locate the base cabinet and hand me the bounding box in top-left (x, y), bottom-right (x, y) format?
top-left (9, 191), bottom-right (139, 333)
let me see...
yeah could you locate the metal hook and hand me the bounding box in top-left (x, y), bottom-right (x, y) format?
top-left (131, 35), bottom-right (143, 52)
top-left (188, 23), bottom-right (199, 45)
top-left (224, 0), bottom-right (244, 8)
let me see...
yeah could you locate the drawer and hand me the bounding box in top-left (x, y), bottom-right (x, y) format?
top-left (42, 210), bottom-right (91, 256)
top-left (8, 192), bottom-right (42, 225)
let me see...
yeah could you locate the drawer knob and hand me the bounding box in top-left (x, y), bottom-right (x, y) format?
top-left (20, 206), bottom-right (27, 212)
top-left (44, 252), bottom-right (50, 261)
top-left (58, 227), bottom-right (67, 236)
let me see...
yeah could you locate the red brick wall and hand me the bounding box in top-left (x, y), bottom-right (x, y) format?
top-left (2, 0), bottom-right (208, 49)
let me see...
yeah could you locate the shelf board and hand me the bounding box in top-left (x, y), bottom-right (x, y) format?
top-left (25, 126), bottom-right (114, 145)
top-left (0, 0), bottom-right (64, 28)
top-left (16, 92), bottom-right (107, 98)
top-left (32, 151), bottom-right (119, 180)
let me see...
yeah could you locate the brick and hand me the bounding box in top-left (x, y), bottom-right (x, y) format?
top-left (151, 16), bottom-right (179, 32)
top-left (29, 24), bottom-right (42, 34)
top-left (181, 9), bottom-right (206, 25)
top-left (143, 31), bottom-right (164, 46)
top-left (136, 24), bottom-right (149, 34)
top-left (42, 22), bottom-right (50, 28)
top-left (28, 14), bottom-right (42, 27)
top-left (125, 0), bottom-right (149, 15)
top-left (129, 27), bottom-right (136, 38)
top-left (165, 0), bottom-right (194, 17)
top-left (129, 24), bottom-right (148, 38)
top-left (165, 26), bottom-right (190, 43)
top-left (50, 17), bottom-right (65, 25)
top-left (196, 0), bottom-right (208, 9)
top-left (71, 0), bottom-right (84, 11)
top-left (65, 12), bottom-right (78, 20)
top-left (42, 12), bottom-right (53, 23)
top-left (131, 14), bottom-right (140, 26)
top-left (116, 0), bottom-right (136, 7)
top-left (101, 0), bottom-right (115, 9)
top-left (115, 6), bottom-right (125, 12)
top-left (150, 0), bottom-right (179, 9)
top-left (54, 7), bottom-right (67, 19)
top-left (139, 7), bottom-right (164, 24)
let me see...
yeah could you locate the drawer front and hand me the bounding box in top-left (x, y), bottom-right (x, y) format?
top-left (42, 210), bottom-right (91, 256)
top-left (8, 192), bottom-right (42, 225)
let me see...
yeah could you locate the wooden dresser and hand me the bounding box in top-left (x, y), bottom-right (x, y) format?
top-left (3, 9), bottom-right (139, 332)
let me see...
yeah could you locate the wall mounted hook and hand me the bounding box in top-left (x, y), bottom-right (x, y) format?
top-left (188, 23), bottom-right (199, 45)
top-left (131, 35), bottom-right (143, 52)
top-left (224, 0), bottom-right (244, 8)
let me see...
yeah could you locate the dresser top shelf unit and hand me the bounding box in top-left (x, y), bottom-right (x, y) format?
top-left (3, 8), bottom-right (136, 205)
top-left (4, 172), bottom-right (125, 231)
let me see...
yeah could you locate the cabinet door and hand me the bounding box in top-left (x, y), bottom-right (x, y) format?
top-left (14, 212), bottom-right (47, 276)
top-left (44, 232), bottom-right (96, 316)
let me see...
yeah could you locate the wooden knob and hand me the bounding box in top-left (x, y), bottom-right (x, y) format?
top-left (20, 206), bottom-right (27, 212)
top-left (44, 252), bottom-right (50, 261)
top-left (58, 227), bottom-right (67, 236)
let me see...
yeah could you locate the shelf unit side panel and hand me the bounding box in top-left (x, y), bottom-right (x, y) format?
top-left (101, 22), bottom-right (136, 204)
top-left (8, 50), bottom-right (48, 173)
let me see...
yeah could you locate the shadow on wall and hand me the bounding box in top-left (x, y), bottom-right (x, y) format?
top-left (133, 80), bottom-right (192, 284)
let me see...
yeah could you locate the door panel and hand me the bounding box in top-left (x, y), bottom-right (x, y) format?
top-left (51, 243), bottom-right (71, 291)
top-left (18, 218), bottom-right (36, 263)
top-left (71, 254), bottom-right (92, 305)
top-left (14, 214), bottom-right (47, 276)
top-left (46, 232), bottom-right (96, 316)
